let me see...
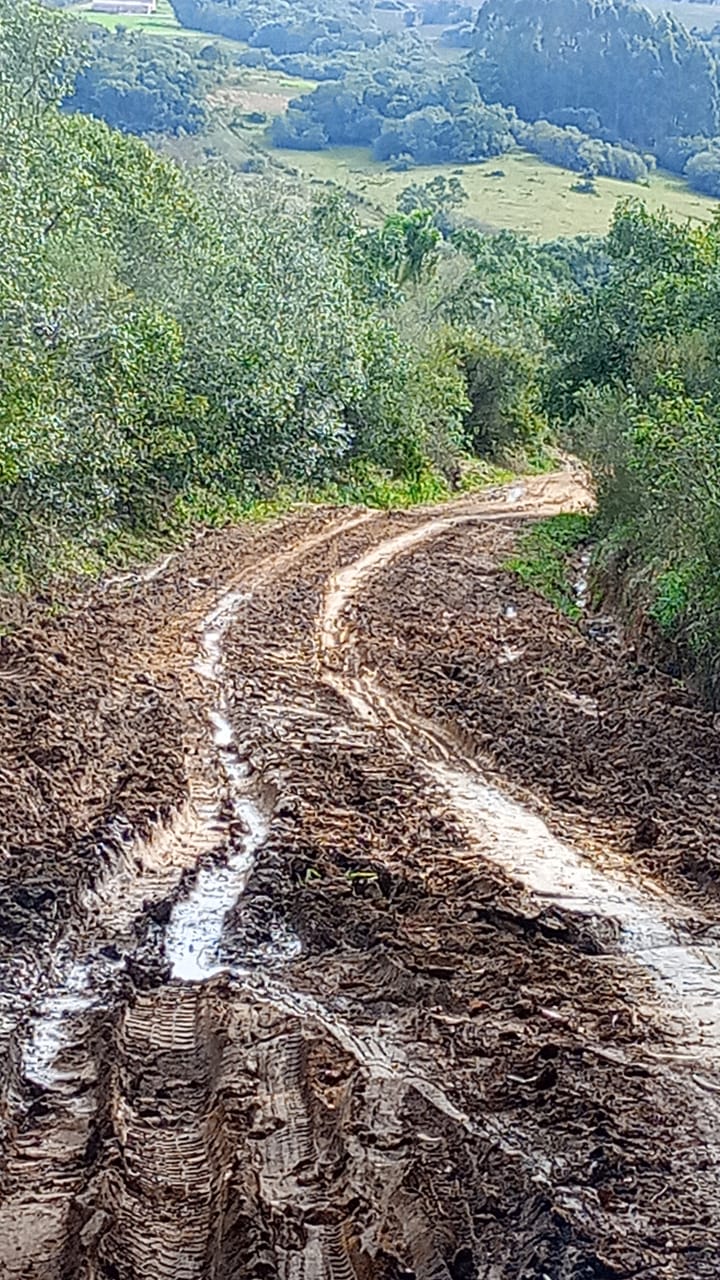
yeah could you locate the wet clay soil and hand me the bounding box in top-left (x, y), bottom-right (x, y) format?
top-left (2, 473), bottom-right (720, 1279)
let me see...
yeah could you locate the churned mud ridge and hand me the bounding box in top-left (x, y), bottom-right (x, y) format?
top-left (3, 473), bottom-right (720, 1279)
top-left (354, 518), bottom-right (720, 907)
top-left (0, 509), bottom-right (336, 955)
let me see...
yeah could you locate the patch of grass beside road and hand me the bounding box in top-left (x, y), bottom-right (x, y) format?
top-left (507, 513), bottom-right (593, 619)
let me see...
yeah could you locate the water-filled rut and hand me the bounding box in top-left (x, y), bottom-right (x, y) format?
top-left (164, 588), bottom-right (269, 982)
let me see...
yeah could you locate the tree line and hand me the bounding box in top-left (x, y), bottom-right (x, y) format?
top-left (471, 0), bottom-right (720, 151)
top-left (169, 0), bottom-right (385, 54)
top-left (470, 0), bottom-right (720, 195)
top-left (271, 56), bottom-right (654, 178)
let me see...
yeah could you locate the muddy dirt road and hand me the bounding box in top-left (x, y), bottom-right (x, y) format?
top-left (2, 472), bottom-right (720, 1279)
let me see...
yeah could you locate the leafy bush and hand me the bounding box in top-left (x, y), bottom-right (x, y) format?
top-left (547, 202), bottom-right (720, 699)
top-left (514, 120), bottom-right (649, 183)
top-left (451, 332), bottom-right (547, 460)
top-left (684, 148), bottom-right (720, 196)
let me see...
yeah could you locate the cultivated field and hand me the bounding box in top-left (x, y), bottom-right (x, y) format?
top-left (208, 71), bottom-right (316, 115)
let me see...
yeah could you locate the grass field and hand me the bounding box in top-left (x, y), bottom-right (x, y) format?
top-left (270, 144), bottom-right (720, 237)
top-left (69, 0), bottom-right (182, 34)
top-left (68, 0), bottom-right (248, 46)
top-left (209, 70), bottom-right (315, 114)
top-left (69, 3), bottom-right (256, 58)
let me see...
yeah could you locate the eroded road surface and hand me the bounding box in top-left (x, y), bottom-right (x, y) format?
top-left (3, 472), bottom-right (720, 1279)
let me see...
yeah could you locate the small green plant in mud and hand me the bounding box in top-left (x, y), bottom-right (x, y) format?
top-left (456, 459), bottom-right (514, 493)
top-left (316, 463), bottom-right (450, 510)
top-left (649, 566), bottom-right (694, 636)
top-left (507, 512), bottom-right (593, 619)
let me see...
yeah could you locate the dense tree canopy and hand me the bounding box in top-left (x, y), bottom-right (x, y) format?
top-left (271, 51), bottom-right (655, 180)
top-left (170, 0), bottom-right (383, 52)
top-left (470, 0), bottom-right (720, 152)
top-left (271, 63), bottom-right (521, 163)
top-left (64, 27), bottom-right (217, 135)
top-left (266, 6), bottom-right (662, 181)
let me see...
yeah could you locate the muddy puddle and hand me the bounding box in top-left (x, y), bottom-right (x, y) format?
top-left (13, 514), bottom-right (386, 1087)
top-left (22, 955), bottom-right (117, 1094)
top-left (165, 590), bottom-right (270, 981)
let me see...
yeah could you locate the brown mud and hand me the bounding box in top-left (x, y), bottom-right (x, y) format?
top-left (2, 472), bottom-right (720, 1279)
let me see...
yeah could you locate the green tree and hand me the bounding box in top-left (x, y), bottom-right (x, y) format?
top-left (371, 210), bottom-right (442, 286)
top-left (397, 175), bottom-right (468, 236)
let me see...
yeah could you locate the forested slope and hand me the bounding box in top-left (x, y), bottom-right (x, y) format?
top-left (0, 1), bottom-right (492, 589)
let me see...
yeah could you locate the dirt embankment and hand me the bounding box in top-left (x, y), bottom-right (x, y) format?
top-left (2, 473), bottom-right (720, 1280)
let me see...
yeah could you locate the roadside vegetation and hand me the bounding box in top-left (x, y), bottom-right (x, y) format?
top-left (0, 0), bottom-right (559, 592)
top-left (506, 514), bottom-right (592, 620)
top-left (546, 202), bottom-right (720, 702)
